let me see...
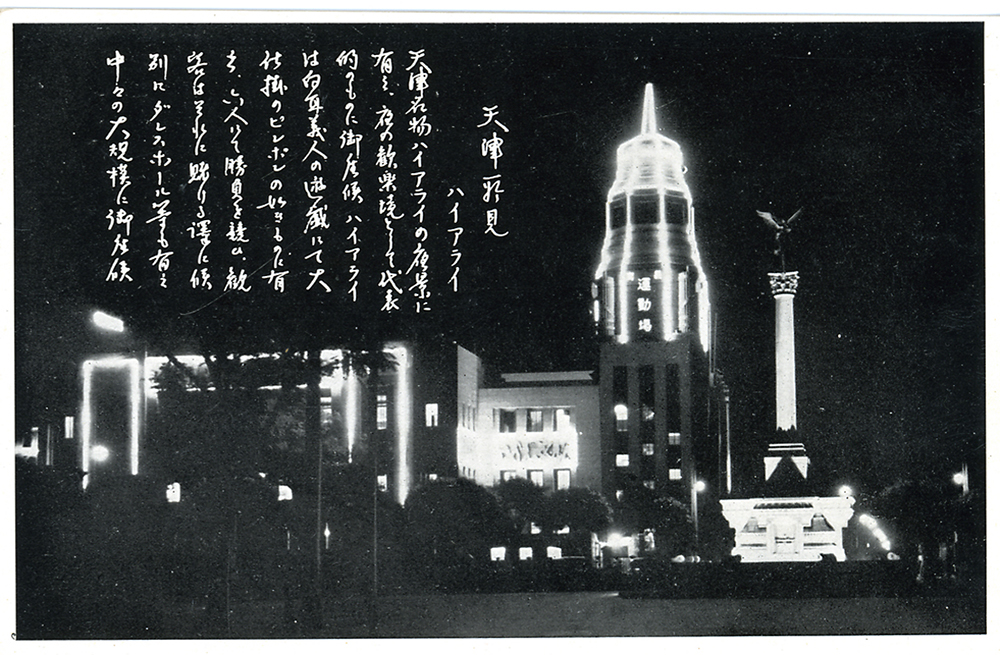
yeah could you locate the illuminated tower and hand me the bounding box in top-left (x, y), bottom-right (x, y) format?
top-left (595, 84), bottom-right (724, 518)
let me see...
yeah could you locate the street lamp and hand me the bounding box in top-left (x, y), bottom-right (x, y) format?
top-left (91, 310), bottom-right (125, 333)
top-left (953, 463), bottom-right (969, 496)
top-left (691, 479), bottom-right (706, 556)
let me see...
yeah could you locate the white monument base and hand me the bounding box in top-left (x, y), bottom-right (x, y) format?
top-left (721, 496), bottom-right (854, 563)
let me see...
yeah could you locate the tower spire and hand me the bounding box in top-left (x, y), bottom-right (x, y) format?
top-left (641, 82), bottom-right (657, 134)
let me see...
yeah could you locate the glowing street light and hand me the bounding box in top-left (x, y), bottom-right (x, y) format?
top-left (953, 463), bottom-right (969, 496)
top-left (691, 479), bottom-right (706, 555)
top-left (91, 444), bottom-right (110, 463)
top-left (92, 310), bottom-right (126, 333)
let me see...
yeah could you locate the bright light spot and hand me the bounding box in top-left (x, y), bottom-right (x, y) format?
top-left (556, 525), bottom-right (570, 535)
top-left (607, 533), bottom-right (630, 549)
top-left (519, 547), bottom-right (533, 561)
top-left (530, 522), bottom-right (541, 535)
top-left (377, 475), bottom-right (388, 492)
top-left (278, 485), bottom-right (293, 501)
top-left (490, 547), bottom-right (506, 562)
top-left (92, 310), bottom-right (125, 333)
top-left (953, 472), bottom-right (967, 486)
top-left (839, 485), bottom-right (853, 498)
top-left (546, 546), bottom-right (563, 560)
top-left (693, 480), bottom-right (706, 493)
top-left (91, 445), bottom-right (110, 463)
top-left (614, 404), bottom-right (628, 421)
top-left (887, 551), bottom-right (900, 560)
top-left (166, 482), bottom-right (181, 503)
top-left (258, 472), bottom-right (267, 479)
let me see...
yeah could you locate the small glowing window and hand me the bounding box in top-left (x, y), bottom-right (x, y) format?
top-left (616, 454), bottom-right (630, 468)
top-left (425, 403), bottom-right (438, 427)
top-left (166, 482), bottom-right (181, 503)
top-left (546, 546), bottom-right (563, 560)
top-left (615, 489), bottom-right (624, 502)
top-left (556, 525), bottom-right (570, 535)
top-left (530, 522), bottom-right (541, 535)
top-left (642, 442), bottom-right (654, 456)
top-left (669, 468), bottom-right (682, 481)
top-left (526, 409), bottom-right (544, 432)
top-left (428, 473), bottom-right (438, 481)
top-left (614, 404), bottom-right (628, 432)
top-left (377, 474), bottom-right (388, 492)
top-left (376, 394), bottom-right (388, 430)
top-left (555, 408), bottom-right (572, 431)
top-left (555, 469), bottom-right (571, 490)
top-left (500, 470), bottom-right (517, 481)
top-left (529, 470), bottom-right (544, 487)
top-left (498, 409), bottom-right (517, 433)
top-left (278, 485), bottom-right (293, 501)
top-left (519, 547), bottom-right (533, 561)
top-left (668, 432), bottom-right (681, 446)
top-left (490, 547), bottom-right (506, 562)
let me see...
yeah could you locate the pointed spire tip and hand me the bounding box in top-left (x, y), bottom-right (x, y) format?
top-left (641, 83), bottom-right (657, 135)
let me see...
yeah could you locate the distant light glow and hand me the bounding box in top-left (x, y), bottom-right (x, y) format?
top-left (91, 444), bottom-right (110, 463)
top-left (92, 310), bottom-right (125, 333)
top-left (839, 485), bottom-right (854, 498)
top-left (952, 472), bottom-right (967, 486)
top-left (693, 480), bottom-right (706, 493)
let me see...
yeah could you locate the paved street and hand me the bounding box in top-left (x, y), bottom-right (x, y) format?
top-left (167, 591), bottom-right (986, 639)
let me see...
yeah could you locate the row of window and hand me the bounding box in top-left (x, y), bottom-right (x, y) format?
top-left (496, 408), bottom-right (572, 433)
top-left (500, 468), bottom-right (571, 490)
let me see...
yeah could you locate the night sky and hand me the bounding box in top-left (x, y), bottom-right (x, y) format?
top-left (13, 20), bottom-right (985, 498)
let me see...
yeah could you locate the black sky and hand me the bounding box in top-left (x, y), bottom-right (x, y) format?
top-left (13, 21), bottom-right (985, 496)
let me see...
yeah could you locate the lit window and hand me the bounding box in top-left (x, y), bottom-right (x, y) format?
top-left (616, 454), bottom-right (630, 468)
top-left (500, 470), bottom-right (517, 481)
top-left (529, 470), bottom-right (544, 487)
top-left (499, 409), bottom-right (516, 433)
top-left (616, 490), bottom-right (624, 502)
top-left (669, 468), bottom-right (682, 481)
top-left (555, 469), bottom-right (571, 490)
top-left (377, 474), bottom-right (388, 492)
top-left (546, 546), bottom-right (563, 560)
top-left (166, 482), bottom-right (181, 503)
top-left (428, 473), bottom-right (438, 481)
top-left (668, 432), bottom-right (681, 446)
top-left (526, 409), bottom-right (544, 432)
top-left (425, 403), bottom-right (438, 427)
top-left (643, 480), bottom-right (655, 490)
top-left (278, 485), bottom-right (293, 501)
top-left (642, 443), bottom-right (654, 456)
top-left (556, 525), bottom-right (570, 535)
top-left (519, 547), bottom-right (533, 561)
top-left (555, 408), bottom-right (572, 431)
top-left (530, 522), bottom-right (541, 535)
top-left (490, 547), bottom-right (506, 562)
top-left (614, 404), bottom-right (628, 432)
top-left (377, 394), bottom-right (388, 430)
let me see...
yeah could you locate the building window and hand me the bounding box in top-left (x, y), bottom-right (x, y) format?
top-left (614, 404), bottom-right (628, 433)
top-left (668, 431), bottom-right (681, 446)
top-left (669, 468), bottom-right (682, 481)
top-left (555, 469), bottom-right (571, 490)
top-left (642, 442), bottom-right (654, 456)
top-left (631, 193), bottom-right (659, 225)
top-left (528, 469), bottom-right (544, 487)
top-left (616, 454), bottom-right (630, 468)
top-left (491, 547), bottom-right (506, 562)
top-left (547, 546), bottom-right (563, 560)
top-left (377, 474), bottom-right (388, 492)
top-left (501, 470), bottom-right (517, 482)
top-left (428, 473), bottom-right (438, 481)
top-left (425, 403), bottom-right (438, 427)
top-left (519, 547), bottom-right (533, 561)
top-left (526, 409), bottom-right (544, 432)
top-left (376, 394), bottom-right (388, 431)
top-left (166, 482), bottom-right (181, 503)
top-left (555, 408), bottom-right (571, 431)
top-left (499, 409), bottom-right (516, 433)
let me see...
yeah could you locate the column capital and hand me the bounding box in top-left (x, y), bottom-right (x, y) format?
top-left (768, 271), bottom-right (799, 296)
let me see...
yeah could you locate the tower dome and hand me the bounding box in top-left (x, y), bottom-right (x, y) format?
top-left (594, 84), bottom-right (711, 351)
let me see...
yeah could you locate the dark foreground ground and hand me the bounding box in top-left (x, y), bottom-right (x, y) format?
top-left (161, 590), bottom-right (987, 638)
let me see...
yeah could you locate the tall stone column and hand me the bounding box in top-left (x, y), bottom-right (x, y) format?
top-left (769, 271), bottom-right (799, 432)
